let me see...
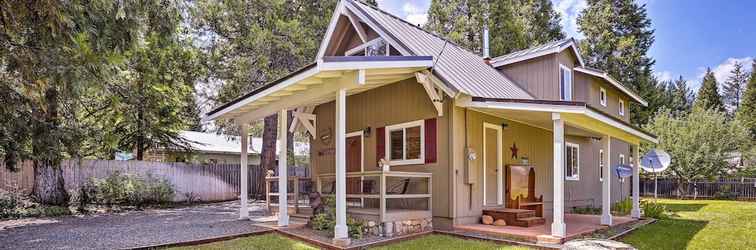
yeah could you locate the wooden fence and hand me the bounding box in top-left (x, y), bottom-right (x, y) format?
top-left (640, 177), bottom-right (756, 200)
top-left (0, 160), bottom-right (309, 202)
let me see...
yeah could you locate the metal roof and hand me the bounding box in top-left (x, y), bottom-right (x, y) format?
top-left (178, 131), bottom-right (308, 156)
top-left (490, 38), bottom-right (584, 67)
top-left (347, 0), bottom-right (533, 100)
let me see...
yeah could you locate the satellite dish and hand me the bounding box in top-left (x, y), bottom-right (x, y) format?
top-left (640, 149), bottom-right (671, 173)
top-left (615, 164), bottom-right (633, 178)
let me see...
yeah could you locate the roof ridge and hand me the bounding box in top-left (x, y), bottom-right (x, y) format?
top-left (490, 37), bottom-right (574, 61)
top-left (348, 0), bottom-right (485, 58)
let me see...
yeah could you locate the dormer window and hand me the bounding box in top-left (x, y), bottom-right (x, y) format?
top-left (619, 100), bottom-right (625, 116)
top-left (600, 88), bottom-right (607, 106)
top-left (346, 38), bottom-right (390, 56)
top-left (559, 65), bottom-right (572, 101)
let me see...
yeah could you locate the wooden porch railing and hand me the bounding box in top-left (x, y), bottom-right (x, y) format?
top-left (265, 176), bottom-right (312, 214)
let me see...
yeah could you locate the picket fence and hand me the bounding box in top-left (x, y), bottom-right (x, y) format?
top-left (0, 160), bottom-right (308, 202)
top-left (640, 177), bottom-right (756, 200)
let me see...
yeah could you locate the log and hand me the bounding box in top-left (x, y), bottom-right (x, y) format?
top-left (481, 215), bottom-right (494, 225)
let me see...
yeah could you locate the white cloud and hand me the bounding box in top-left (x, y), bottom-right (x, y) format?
top-left (554, 0), bottom-right (587, 39)
top-left (697, 57), bottom-right (753, 84)
top-left (654, 70), bottom-right (674, 82)
top-left (401, 2), bottom-right (428, 26)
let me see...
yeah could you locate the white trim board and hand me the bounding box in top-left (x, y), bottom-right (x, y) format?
top-left (482, 122), bottom-right (503, 206)
top-left (574, 67), bottom-right (648, 106)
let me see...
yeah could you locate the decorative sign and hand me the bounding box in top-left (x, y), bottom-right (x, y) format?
top-left (615, 164), bottom-right (633, 178)
top-left (510, 143), bottom-right (519, 159)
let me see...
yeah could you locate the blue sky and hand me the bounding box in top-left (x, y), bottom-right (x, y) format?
top-left (374, 0), bottom-right (756, 90)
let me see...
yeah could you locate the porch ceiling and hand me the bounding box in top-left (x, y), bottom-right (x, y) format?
top-left (205, 56), bottom-right (434, 123)
top-left (460, 97), bottom-right (657, 144)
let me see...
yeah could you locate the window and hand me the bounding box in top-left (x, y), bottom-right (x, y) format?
top-left (346, 38), bottom-right (391, 56)
top-left (386, 120), bottom-right (424, 165)
top-left (599, 88), bottom-right (607, 106)
top-left (565, 142), bottom-right (579, 180)
top-left (599, 149), bottom-right (604, 182)
top-left (559, 65), bottom-right (573, 101)
top-left (619, 100), bottom-right (625, 116)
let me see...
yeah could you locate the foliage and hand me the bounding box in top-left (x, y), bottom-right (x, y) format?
top-left (622, 199), bottom-right (756, 250)
top-left (723, 61), bottom-right (749, 114)
top-left (612, 197), bottom-right (633, 215)
top-left (425, 0), bottom-right (564, 57)
top-left (644, 108), bottom-right (748, 195)
top-left (640, 200), bottom-right (668, 219)
top-left (308, 196), bottom-right (364, 239)
top-left (669, 76), bottom-right (694, 116)
top-left (713, 185), bottom-right (739, 200)
top-left (571, 205), bottom-right (601, 215)
top-left (693, 68), bottom-right (726, 112)
top-left (83, 171), bottom-right (175, 208)
top-left (1, 191), bottom-right (72, 219)
top-left (347, 216), bottom-right (364, 239)
top-left (577, 0), bottom-right (656, 125)
top-left (0, 192), bottom-right (20, 218)
top-left (736, 60), bottom-right (756, 164)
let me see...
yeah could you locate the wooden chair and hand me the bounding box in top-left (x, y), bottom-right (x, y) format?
top-left (506, 165), bottom-right (544, 217)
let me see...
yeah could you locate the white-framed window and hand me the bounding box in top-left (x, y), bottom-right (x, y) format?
top-left (599, 149), bottom-right (604, 182)
top-left (619, 100), bottom-right (625, 116)
top-left (565, 142), bottom-right (579, 180)
top-left (599, 87), bottom-right (607, 106)
top-left (345, 38), bottom-right (391, 56)
top-left (386, 120), bottom-right (424, 165)
top-left (559, 64), bottom-right (573, 101)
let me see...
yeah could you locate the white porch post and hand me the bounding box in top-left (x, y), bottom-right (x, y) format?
top-left (551, 113), bottom-right (566, 238)
top-left (631, 144), bottom-right (641, 218)
top-left (334, 88), bottom-right (349, 242)
top-left (239, 124), bottom-right (249, 219)
top-left (278, 109), bottom-right (289, 226)
top-left (601, 135), bottom-right (613, 225)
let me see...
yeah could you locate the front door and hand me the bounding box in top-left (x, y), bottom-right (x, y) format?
top-left (483, 123), bottom-right (503, 206)
top-left (346, 133), bottom-right (363, 205)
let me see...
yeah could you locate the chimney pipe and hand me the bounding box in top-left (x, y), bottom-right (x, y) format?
top-left (483, 26), bottom-right (490, 59)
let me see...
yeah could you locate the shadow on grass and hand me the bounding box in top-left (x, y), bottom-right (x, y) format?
top-left (664, 203), bottom-right (707, 213)
top-left (621, 218), bottom-right (708, 250)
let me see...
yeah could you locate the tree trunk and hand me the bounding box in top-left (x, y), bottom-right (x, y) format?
top-left (32, 161), bottom-right (68, 205)
top-left (256, 114), bottom-right (278, 199)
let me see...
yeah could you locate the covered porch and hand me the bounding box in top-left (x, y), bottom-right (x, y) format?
top-left (204, 56), bottom-right (443, 245)
top-left (456, 96), bottom-right (657, 242)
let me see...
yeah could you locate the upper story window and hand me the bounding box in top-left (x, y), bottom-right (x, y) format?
top-left (619, 100), bottom-right (625, 116)
top-left (599, 87), bottom-right (607, 106)
top-left (565, 142), bottom-right (579, 180)
top-left (559, 65), bottom-right (573, 101)
top-left (386, 120), bottom-right (424, 165)
top-left (346, 38), bottom-right (390, 56)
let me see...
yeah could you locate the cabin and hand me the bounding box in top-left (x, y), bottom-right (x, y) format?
top-left (204, 0), bottom-right (657, 245)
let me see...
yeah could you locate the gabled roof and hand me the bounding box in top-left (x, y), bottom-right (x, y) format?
top-left (342, 0), bottom-right (534, 100)
top-left (573, 67), bottom-right (648, 106)
top-left (178, 131), bottom-right (308, 156)
top-left (490, 38), bottom-right (585, 68)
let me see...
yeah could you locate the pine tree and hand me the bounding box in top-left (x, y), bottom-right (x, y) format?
top-left (736, 59), bottom-right (756, 140)
top-left (694, 68), bottom-right (726, 112)
top-left (670, 76), bottom-right (693, 115)
top-left (577, 0), bottom-right (655, 125)
top-left (425, 0), bottom-right (563, 56)
top-left (723, 61), bottom-right (748, 113)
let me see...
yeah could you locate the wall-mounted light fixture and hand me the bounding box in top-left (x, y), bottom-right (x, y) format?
top-left (363, 126), bottom-right (372, 137)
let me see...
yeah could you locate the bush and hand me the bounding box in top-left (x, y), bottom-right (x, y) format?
top-left (83, 171), bottom-right (175, 208)
top-left (572, 205), bottom-right (601, 215)
top-left (308, 196), bottom-right (364, 239)
top-left (612, 197), bottom-right (633, 215)
top-left (0, 193), bottom-right (20, 219)
top-left (22, 206), bottom-right (71, 217)
top-left (641, 200), bottom-right (668, 219)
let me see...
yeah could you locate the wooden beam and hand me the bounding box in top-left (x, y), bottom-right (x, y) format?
top-left (343, 9), bottom-right (367, 42)
top-left (416, 72), bottom-right (444, 116)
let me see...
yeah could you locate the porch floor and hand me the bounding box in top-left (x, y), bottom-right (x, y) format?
top-left (453, 213), bottom-right (636, 243)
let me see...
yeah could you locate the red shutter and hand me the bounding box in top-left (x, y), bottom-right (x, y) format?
top-left (424, 118), bottom-right (437, 164)
top-left (376, 126), bottom-right (385, 167)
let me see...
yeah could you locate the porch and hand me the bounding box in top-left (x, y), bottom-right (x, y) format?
top-left (453, 214), bottom-right (637, 244)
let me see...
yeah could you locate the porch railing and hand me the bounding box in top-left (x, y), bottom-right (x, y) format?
top-left (265, 176), bottom-right (312, 214)
top-left (317, 171), bottom-right (432, 222)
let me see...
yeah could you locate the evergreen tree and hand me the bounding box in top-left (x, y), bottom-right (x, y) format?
top-left (737, 59), bottom-right (756, 140)
top-left (723, 61), bottom-right (748, 113)
top-left (670, 76), bottom-right (693, 115)
top-left (694, 68), bottom-right (726, 112)
top-left (577, 0), bottom-right (655, 125)
top-left (425, 0), bottom-right (563, 56)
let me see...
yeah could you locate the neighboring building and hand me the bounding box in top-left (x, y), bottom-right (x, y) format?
top-left (145, 131), bottom-right (309, 165)
top-left (204, 0), bottom-right (658, 244)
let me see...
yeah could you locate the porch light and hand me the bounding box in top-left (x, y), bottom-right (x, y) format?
top-left (363, 126), bottom-right (371, 137)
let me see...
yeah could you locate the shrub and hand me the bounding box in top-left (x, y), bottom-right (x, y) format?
top-left (22, 206), bottom-right (71, 217)
top-left (612, 197), bottom-right (633, 215)
top-left (83, 171), bottom-right (175, 208)
top-left (572, 205), bottom-right (601, 215)
top-left (0, 193), bottom-right (20, 219)
top-left (347, 217), bottom-right (364, 239)
top-left (641, 200), bottom-right (668, 219)
top-left (308, 196), bottom-right (364, 239)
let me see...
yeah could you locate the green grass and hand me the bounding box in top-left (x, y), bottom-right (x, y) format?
top-left (371, 235), bottom-right (529, 250)
top-left (621, 199), bottom-right (756, 250)
top-left (168, 234), bottom-right (317, 250)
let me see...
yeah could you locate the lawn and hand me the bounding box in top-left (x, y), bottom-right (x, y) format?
top-left (371, 235), bottom-right (529, 250)
top-left (168, 234), bottom-right (317, 250)
top-left (620, 199), bottom-right (756, 250)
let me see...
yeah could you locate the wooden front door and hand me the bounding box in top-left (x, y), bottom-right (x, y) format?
top-left (483, 123), bottom-right (503, 206)
top-left (346, 133), bottom-right (362, 204)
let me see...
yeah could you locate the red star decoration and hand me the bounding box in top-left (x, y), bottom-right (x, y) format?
top-left (510, 143), bottom-right (519, 159)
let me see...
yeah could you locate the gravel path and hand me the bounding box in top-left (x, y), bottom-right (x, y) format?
top-left (0, 201), bottom-right (269, 250)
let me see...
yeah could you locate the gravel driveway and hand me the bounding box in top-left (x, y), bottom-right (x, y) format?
top-left (0, 201), bottom-right (270, 250)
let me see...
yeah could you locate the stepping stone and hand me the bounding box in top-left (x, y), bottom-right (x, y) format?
top-left (562, 239), bottom-right (636, 250)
